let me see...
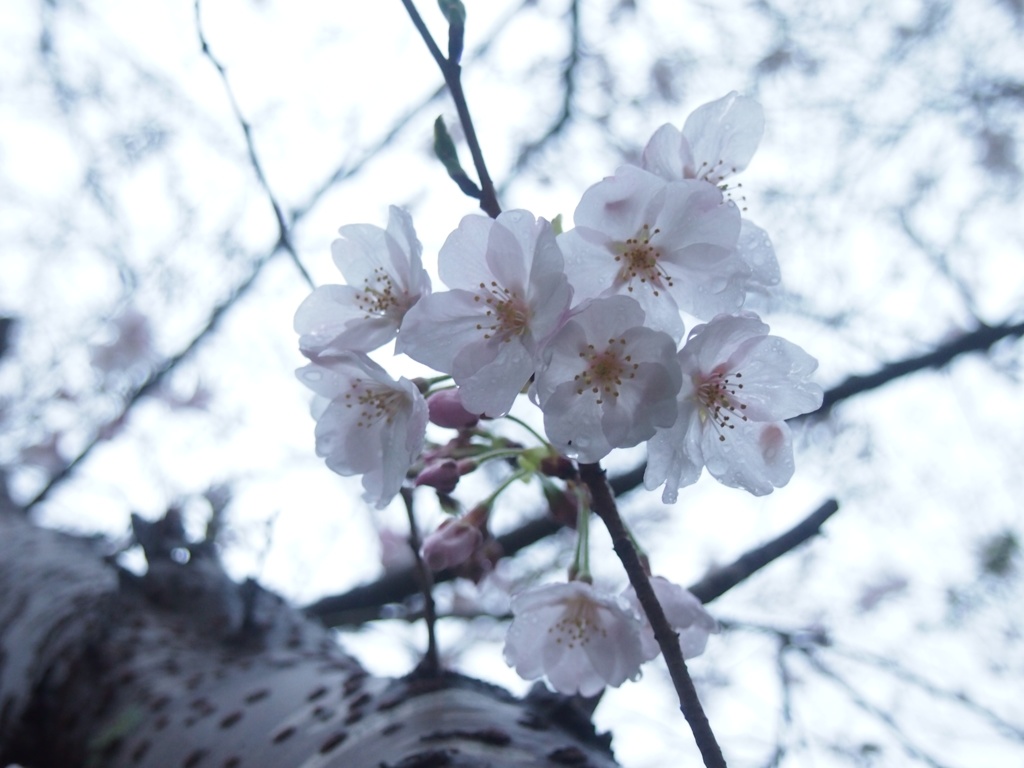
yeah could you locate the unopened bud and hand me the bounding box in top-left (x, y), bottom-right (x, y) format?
top-left (415, 460), bottom-right (461, 494)
top-left (539, 453), bottom-right (575, 479)
top-left (427, 389), bottom-right (480, 429)
top-left (455, 538), bottom-right (502, 584)
top-left (543, 483), bottom-right (579, 529)
top-left (421, 517), bottom-right (485, 571)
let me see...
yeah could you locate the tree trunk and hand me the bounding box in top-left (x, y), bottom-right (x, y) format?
top-left (0, 510), bottom-right (619, 768)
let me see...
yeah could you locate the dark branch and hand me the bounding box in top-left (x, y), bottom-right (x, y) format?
top-left (688, 499), bottom-right (839, 604)
top-left (401, 0), bottom-right (501, 217)
top-left (401, 488), bottom-right (440, 675)
top-left (809, 320), bottom-right (1024, 419)
top-left (579, 461), bottom-right (727, 768)
top-left (304, 498), bottom-right (840, 627)
top-left (304, 516), bottom-right (560, 626)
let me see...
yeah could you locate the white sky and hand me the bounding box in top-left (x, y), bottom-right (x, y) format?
top-left (1, 0), bottom-right (1023, 766)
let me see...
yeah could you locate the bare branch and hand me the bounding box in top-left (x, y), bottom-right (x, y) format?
top-left (798, 648), bottom-right (952, 768)
top-left (688, 499), bottom-right (839, 604)
top-left (194, 0), bottom-right (314, 289)
top-left (809, 320), bottom-right (1024, 419)
top-left (401, 0), bottom-right (501, 217)
top-left (400, 488), bottom-right (440, 676)
top-left (579, 461), bottom-right (727, 768)
top-left (304, 496), bottom-right (840, 629)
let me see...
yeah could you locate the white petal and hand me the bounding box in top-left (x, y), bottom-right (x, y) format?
top-left (737, 218), bottom-right (780, 289)
top-left (640, 123), bottom-right (692, 181)
top-left (644, 404), bottom-right (704, 504)
top-left (682, 92), bottom-right (765, 182)
top-left (701, 418), bottom-right (795, 495)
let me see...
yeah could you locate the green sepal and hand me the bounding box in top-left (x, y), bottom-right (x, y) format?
top-left (517, 446), bottom-right (548, 475)
top-left (437, 0), bottom-right (466, 26)
top-left (433, 116), bottom-right (482, 199)
top-left (550, 213), bottom-right (564, 236)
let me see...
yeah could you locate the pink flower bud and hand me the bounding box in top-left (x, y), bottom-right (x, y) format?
top-left (542, 483), bottom-right (579, 529)
top-left (426, 389), bottom-right (480, 429)
top-left (415, 459), bottom-right (461, 494)
top-left (420, 518), bottom-right (485, 571)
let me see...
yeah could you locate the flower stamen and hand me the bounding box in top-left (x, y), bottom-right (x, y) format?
top-left (696, 368), bottom-right (748, 441)
top-left (344, 381), bottom-right (407, 427)
top-left (354, 267), bottom-right (404, 319)
top-left (548, 595), bottom-right (608, 648)
top-left (573, 338), bottom-right (639, 405)
top-left (613, 224), bottom-right (673, 296)
top-left (473, 281), bottom-right (530, 342)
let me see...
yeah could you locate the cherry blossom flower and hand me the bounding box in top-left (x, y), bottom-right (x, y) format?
top-left (295, 206), bottom-right (430, 356)
top-left (558, 165), bottom-right (745, 337)
top-left (623, 576), bottom-right (719, 660)
top-left (639, 93), bottom-right (779, 293)
top-left (645, 312), bottom-right (823, 501)
top-left (397, 210), bottom-right (572, 417)
top-left (296, 351), bottom-right (428, 509)
top-left (641, 91), bottom-right (765, 185)
top-left (503, 581), bottom-right (646, 696)
top-left (534, 295), bottom-right (681, 463)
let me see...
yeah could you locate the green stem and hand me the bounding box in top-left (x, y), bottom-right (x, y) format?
top-left (571, 487), bottom-right (591, 582)
top-left (502, 413), bottom-right (549, 445)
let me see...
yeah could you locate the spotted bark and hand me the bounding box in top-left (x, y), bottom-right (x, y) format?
top-left (0, 511), bottom-right (618, 768)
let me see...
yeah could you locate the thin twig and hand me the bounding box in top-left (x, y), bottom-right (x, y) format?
top-left (293, 0), bottom-right (532, 220)
top-left (194, 0), bottom-right (313, 288)
top-left (578, 461), bottom-right (727, 768)
top-left (806, 320), bottom-right (1024, 420)
top-left (25, 248), bottom-right (284, 513)
top-left (798, 647), bottom-right (952, 768)
top-left (401, 488), bottom-right (440, 675)
top-left (499, 0), bottom-right (581, 192)
top-left (688, 499), bottom-right (839, 603)
top-left (400, 0), bottom-right (501, 218)
top-left (23, 0), bottom-right (533, 514)
top-left (826, 643), bottom-right (1024, 741)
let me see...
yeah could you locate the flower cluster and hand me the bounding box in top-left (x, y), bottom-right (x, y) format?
top-left (295, 92), bottom-right (821, 507)
top-left (294, 92), bottom-right (823, 693)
